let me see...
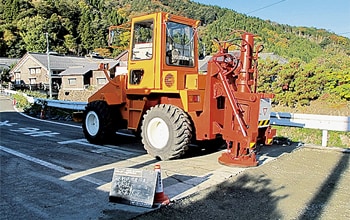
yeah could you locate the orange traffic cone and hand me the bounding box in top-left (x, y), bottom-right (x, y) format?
top-left (40, 108), bottom-right (45, 119)
top-left (153, 164), bottom-right (170, 206)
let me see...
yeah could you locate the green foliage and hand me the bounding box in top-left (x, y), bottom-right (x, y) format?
top-left (1, 0), bottom-right (127, 57)
top-left (17, 15), bottom-right (47, 52)
top-left (258, 53), bottom-right (350, 107)
top-left (11, 93), bottom-right (31, 110)
top-left (25, 90), bottom-right (47, 99)
top-left (1, 67), bottom-right (11, 83)
top-left (11, 91), bottom-right (46, 111)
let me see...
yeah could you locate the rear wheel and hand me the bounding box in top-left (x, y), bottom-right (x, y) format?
top-left (141, 104), bottom-right (192, 160)
top-left (83, 101), bottom-right (118, 144)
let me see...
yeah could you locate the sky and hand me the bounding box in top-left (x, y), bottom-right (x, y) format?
top-left (194, 0), bottom-right (350, 38)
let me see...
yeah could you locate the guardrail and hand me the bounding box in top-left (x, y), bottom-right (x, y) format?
top-left (35, 98), bottom-right (87, 111)
top-left (270, 112), bottom-right (350, 147)
top-left (33, 98), bottom-right (350, 147)
top-left (2, 90), bottom-right (87, 111)
top-left (3, 90), bottom-right (349, 147)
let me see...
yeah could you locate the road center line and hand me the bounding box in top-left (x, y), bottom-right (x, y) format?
top-left (0, 145), bottom-right (106, 186)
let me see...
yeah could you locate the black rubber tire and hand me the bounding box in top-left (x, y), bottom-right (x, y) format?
top-left (141, 104), bottom-right (192, 160)
top-left (82, 101), bottom-right (117, 144)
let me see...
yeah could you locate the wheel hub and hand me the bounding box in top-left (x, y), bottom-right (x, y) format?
top-left (85, 111), bottom-right (99, 136)
top-left (147, 117), bottom-right (169, 149)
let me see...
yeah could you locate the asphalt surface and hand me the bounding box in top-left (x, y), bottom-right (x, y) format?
top-left (134, 147), bottom-right (350, 220)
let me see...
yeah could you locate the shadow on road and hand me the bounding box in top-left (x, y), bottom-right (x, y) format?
top-left (134, 173), bottom-right (287, 219)
top-left (299, 152), bottom-right (350, 219)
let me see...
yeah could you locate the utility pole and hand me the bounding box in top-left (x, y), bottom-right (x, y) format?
top-left (46, 32), bottom-right (52, 99)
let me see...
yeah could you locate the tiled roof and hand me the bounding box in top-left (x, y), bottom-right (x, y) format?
top-left (10, 52), bottom-right (119, 76)
top-left (0, 58), bottom-right (19, 68)
top-left (59, 60), bottom-right (119, 76)
top-left (29, 53), bottom-right (116, 70)
top-left (59, 64), bottom-right (97, 76)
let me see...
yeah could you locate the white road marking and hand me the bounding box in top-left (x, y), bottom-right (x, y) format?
top-left (4, 105), bottom-right (254, 201)
top-left (13, 107), bottom-right (143, 155)
top-left (0, 120), bottom-right (18, 127)
top-left (58, 139), bottom-right (144, 155)
top-left (0, 145), bottom-right (106, 186)
top-left (57, 139), bottom-right (87, 144)
top-left (10, 127), bottom-right (60, 137)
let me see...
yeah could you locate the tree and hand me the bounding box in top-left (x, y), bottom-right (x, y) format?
top-left (17, 15), bottom-right (47, 52)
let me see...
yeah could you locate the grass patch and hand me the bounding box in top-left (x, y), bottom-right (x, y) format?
top-left (274, 126), bottom-right (350, 148)
top-left (272, 97), bottom-right (349, 148)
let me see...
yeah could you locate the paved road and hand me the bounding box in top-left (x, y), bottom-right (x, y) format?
top-left (0, 95), bottom-right (153, 219)
top-left (1, 94), bottom-right (323, 219)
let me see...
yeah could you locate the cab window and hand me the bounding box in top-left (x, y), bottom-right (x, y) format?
top-left (132, 20), bottom-right (154, 60)
top-left (165, 22), bottom-right (195, 67)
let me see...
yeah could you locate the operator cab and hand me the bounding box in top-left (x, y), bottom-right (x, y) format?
top-left (128, 12), bottom-right (199, 90)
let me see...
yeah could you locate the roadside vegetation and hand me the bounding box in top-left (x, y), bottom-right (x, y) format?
top-left (10, 91), bottom-right (75, 121)
top-left (11, 90), bottom-right (45, 110)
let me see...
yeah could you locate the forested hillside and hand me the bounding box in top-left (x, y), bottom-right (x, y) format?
top-left (1, 0), bottom-right (349, 106)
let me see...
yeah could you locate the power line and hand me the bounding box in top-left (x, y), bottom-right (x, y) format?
top-left (246, 0), bottom-right (287, 15)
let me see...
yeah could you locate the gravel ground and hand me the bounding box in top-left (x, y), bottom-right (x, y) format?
top-left (133, 147), bottom-right (350, 220)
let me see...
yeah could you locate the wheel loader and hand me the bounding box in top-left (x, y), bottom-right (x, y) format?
top-left (82, 12), bottom-right (276, 167)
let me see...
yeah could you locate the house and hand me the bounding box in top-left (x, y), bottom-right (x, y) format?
top-left (59, 62), bottom-right (118, 92)
top-left (58, 52), bottom-right (128, 101)
top-left (9, 52), bottom-right (125, 99)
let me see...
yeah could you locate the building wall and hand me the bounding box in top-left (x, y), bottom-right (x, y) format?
top-left (92, 70), bottom-right (108, 87)
top-left (13, 57), bottom-right (48, 85)
top-left (58, 89), bottom-right (97, 102)
top-left (61, 75), bottom-right (84, 90)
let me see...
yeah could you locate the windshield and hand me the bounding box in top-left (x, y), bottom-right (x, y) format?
top-left (165, 22), bottom-right (195, 67)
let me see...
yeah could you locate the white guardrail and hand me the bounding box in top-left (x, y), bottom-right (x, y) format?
top-left (35, 98), bottom-right (87, 111)
top-left (270, 112), bottom-right (350, 147)
top-left (3, 90), bottom-right (349, 147)
top-left (34, 98), bottom-right (350, 147)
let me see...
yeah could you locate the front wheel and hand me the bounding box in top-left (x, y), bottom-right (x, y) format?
top-left (82, 101), bottom-right (117, 144)
top-left (141, 104), bottom-right (192, 160)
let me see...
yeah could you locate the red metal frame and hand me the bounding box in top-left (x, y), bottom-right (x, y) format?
top-left (204, 33), bottom-right (274, 167)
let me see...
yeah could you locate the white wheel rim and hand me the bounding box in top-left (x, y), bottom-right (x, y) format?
top-left (147, 117), bottom-right (169, 149)
top-left (86, 111), bottom-right (99, 136)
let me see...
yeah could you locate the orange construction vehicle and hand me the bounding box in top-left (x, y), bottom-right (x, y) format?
top-left (82, 12), bottom-right (276, 167)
